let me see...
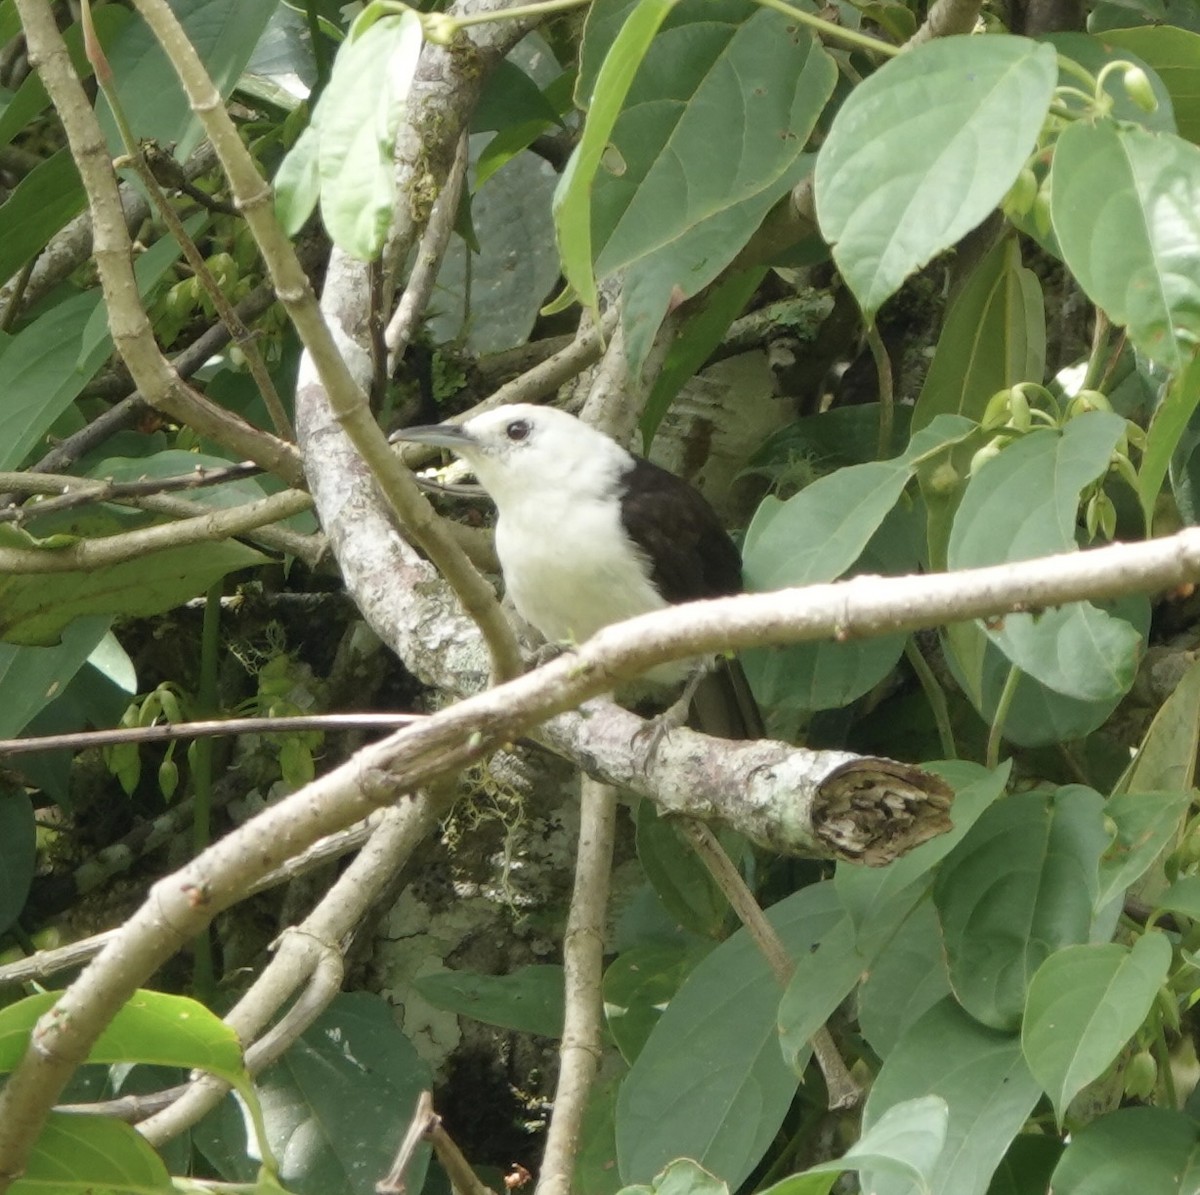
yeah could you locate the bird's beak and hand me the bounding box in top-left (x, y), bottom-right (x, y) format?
top-left (389, 421), bottom-right (475, 451)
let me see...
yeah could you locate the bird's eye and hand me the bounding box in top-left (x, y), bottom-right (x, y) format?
top-left (505, 420), bottom-right (531, 442)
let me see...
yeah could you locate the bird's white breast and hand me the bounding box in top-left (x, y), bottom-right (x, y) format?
top-left (494, 489), bottom-right (667, 645)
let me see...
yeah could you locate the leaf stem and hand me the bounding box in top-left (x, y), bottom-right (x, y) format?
top-left (448, 0), bottom-right (591, 28)
top-left (1056, 53), bottom-right (1097, 91)
top-left (1080, 310), bottom-right (1111, 394)
top-left (754, 0), bottom-right (900, 57)
top-left (986, 663), bottom-right (1021, 770)
top-left (905, 638), bottom-right (957, 760)
top-left (866, 323), bottom-right (894, 457)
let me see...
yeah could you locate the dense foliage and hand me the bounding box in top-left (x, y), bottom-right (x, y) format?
top-left (3, 0), bottom-right (1200, 1193)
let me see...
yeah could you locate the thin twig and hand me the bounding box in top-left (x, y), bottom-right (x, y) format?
top-left (377, 1091), bottom-right (498, 1195)
top-left (865, 323), bottom-right (894, 458)
top-left (19, 270), bottom-right (299, 483)
top-left (535, 777), bottom-right (618, 1195)
top-left (0, 713), bottom-right (420, 758)
top-left (385, 131), bottom-right (470, 369)
top-left (676, 820), bottom-right (862, 1109)
top-left (0, 487), bottom-right (313, 572)
top-left (0, 463), bottom-right (263, 523)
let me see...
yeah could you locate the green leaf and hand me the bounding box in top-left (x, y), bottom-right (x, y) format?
top-left (948, 416), bottom-right (1143, 702)
top-left (814, 35), bottom-right (1057, 315)
top-left (411, 964), bottom-right (565, 1036)
top-left (742, 461), bottom-right (909, 589)
top-left (743, 498), bottom-right (918, 712)
top-left (933, 787), bottom-right (1110, 1030)
top-left (1104, 25), bottom-right (1200, 145)
top-left (862, 999), bottom-right (1041, 1195)
top-left (984, 1133), bottom-right (1062, 1195)
top-left (0, 615), bottom-right (111, 737)
top-left (553, 0), bottom-right (678, 313)
top-left (589, 4), bottom-right (835, 374)
top-left (745, 413), bottom-right (974, 590)
top-left (1022, 931), bottom-right (1172, 1122)
top-left (100, 0), bottom-right (279, 160)
top-left (801, 1095), bottom-right (949, 1195)
top-left (944, 603), bottom-right (1149, 748)
top-left (274, 123), bottom-right (321, 236)
top-left (1097, 789), bottom-right (1194, 908)
top-left (857, 899), bottom-right (951, 1060)
top-left (1118, 655), bottom-right (1200, 793)
top-left (473, 59), bottom-right (562, 133)
top-left (312, 12), bottom-right (423, 259)
top-left (640, 268), bottom-right (766, 450)
top-left (1140, 353), bottom-right (1200, 528)
top-left (635, 802), bottom-right (732, 938)
top-left (835, 761), bottom-right (1011, 934)
top-left (577, 1070), bottom-right (625, 1195)
top-left (0, 790), bottom-right (34, 937)
top-left (1051, 120), bottom-right (1200, 372)
top-left (0, 7), bottom-right (129, 149)
top-left (0, 989), bottom-right (245, 1085)
top-left (1050, 1108), bottom-right (1200, 1193)
top-left (0, 151), bottom-right (85, 290)
top-left (778, 882), bottom-right (925, 1070)
top-left (0, 215), bottom-right (203, 472)
top-left (605, 942), bottom-right (712, 1065)
top-left (1156, 874), bottom-right (1200, 918)
top-left (11, 1111), bottom-right (172, 1195)
top-left (616, 883), bottom-right (843, 1189)
top-left (428, 145), bottom-right (560, 355)
top-left (194, 992), bottom-right (433, 1195)
top-left (619, 1157), bottom-right (730, 1195)
top-left (0, 537), bottom-right (266, 647)
top-left (911, 237), bottom-right (1045, 433)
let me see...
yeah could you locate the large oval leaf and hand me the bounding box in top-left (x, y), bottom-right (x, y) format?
top-left (615, 883), bottom-right (842, 1188)
top-left (1021, 931), bottom-right (1172, 1122)
top-left (1051, 120), bottom-right (1200, 372)
top-left (911, 237), bottom-right (1045, 433)
top-left (947, 415), bottom-right (1145, 702)
top-left (933, 787), bottom-right (1109, 1030)
top-left (861, 998), bottom-right (1041, 1195)
top-left (815, 36), bottom-right (1057, 315)
top-left (1051, 1108), bottom-right (1200, 1194)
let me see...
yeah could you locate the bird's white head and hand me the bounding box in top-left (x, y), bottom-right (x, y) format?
top-left (394, 404), bottom-right (633, 511)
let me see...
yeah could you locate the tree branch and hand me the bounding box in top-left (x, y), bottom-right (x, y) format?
top-left (535, 778), bottom-right (617, 1195)
top-left (908, 0), bottom-right (984, 44)
top-left (0, 488), bottom-right (312, 572)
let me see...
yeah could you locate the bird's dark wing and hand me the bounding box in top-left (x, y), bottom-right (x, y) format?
top-left (618, 457), bottom-right (743, 603)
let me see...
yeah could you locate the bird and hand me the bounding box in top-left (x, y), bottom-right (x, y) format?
top-left (392, 403), bottom-right (761, 739)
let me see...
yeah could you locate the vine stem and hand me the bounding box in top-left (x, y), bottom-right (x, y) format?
top-left (754, 0), bottom-right (899, 58)
top-left (986, 663), bottom-right (1021, 770)
top-left (904, 639), bottom-right (957, 761)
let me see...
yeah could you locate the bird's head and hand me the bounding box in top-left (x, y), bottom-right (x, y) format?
top-left (392, 403), bottom-right (632, 509)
